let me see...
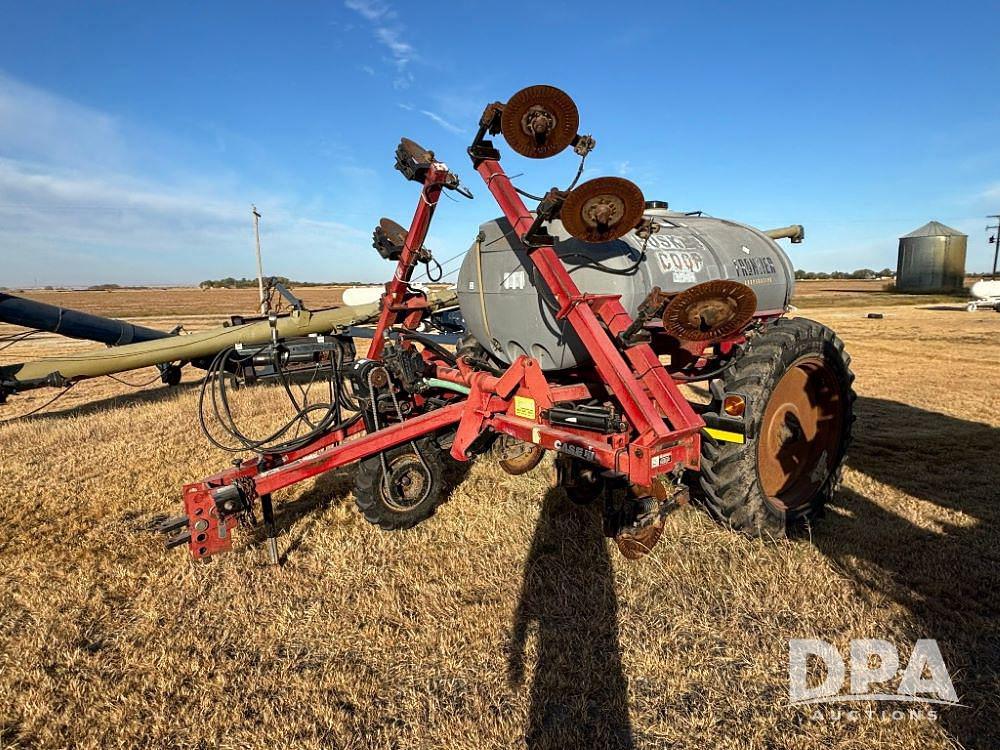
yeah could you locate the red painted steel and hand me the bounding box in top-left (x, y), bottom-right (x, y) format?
top-left (474, 159), bottom-right (704, 453)
top-left (368, 164), bottom-right (449, 359)
top-left (252, 402), bottom-right (464, 495)
top-left (178, 128), bottom-right (716, 561)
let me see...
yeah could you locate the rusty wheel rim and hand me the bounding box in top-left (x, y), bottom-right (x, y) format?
top-left (757, 356), bottom-right (844, 512)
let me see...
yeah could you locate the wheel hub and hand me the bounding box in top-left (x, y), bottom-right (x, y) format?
top-left (382, 454), bottom-right (431, 511)
top-left (758, 356), bottom-right (844, 513)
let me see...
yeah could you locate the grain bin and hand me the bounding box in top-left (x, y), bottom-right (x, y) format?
top-left (896, 221), bottom-right (967, 292)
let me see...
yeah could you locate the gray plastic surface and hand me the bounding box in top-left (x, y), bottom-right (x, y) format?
top-left (456, 208), bottom-right (795, 370)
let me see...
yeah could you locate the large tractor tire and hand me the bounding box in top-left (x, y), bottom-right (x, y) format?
top-left (354, 437), bottom-right (448, 530)
top-left (696, 317), bottom-right (855, 537)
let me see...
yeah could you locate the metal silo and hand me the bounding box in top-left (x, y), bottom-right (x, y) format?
top-left (895, 221), bottom-right (967, 292)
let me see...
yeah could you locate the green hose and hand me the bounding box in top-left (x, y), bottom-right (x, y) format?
top-left (423, 377), bottom-right (471, 395)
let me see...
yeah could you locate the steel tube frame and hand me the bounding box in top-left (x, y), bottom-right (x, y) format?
top-left (472, 159), bottom-right (703, 453)
top-left (179, 135), bottom-right (707, 561)
top-left (367, 166), bottom-right (448, 359)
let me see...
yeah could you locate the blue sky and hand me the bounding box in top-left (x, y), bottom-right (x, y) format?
top-left (1, 0), bottom-right (998, 286)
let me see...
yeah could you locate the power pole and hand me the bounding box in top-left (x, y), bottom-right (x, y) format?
top-left (252, 205), bottom-right (267, 314)
top-left (988, 214), bottom-right (1000, 280)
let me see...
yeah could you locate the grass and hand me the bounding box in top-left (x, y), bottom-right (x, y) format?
top-left (1, 289), bottom-right (998, 749)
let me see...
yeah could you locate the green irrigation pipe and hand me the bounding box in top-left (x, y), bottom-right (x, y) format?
top-left (423, 377), bottom-right (471, 395)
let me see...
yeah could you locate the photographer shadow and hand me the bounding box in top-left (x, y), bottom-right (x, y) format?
top-left (508, 487), bottom-right (634, 749)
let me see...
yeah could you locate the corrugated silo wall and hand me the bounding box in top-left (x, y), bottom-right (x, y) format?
top-left (895, 235), bottom-right (967, 292)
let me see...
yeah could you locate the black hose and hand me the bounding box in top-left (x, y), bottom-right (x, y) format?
top-left (197, 341), bottom-right (361, 455)
top-left (670, 353), bottom-right (741, 383)
top-left (558, 251), bottom-right (646, 276)
top-left (462, 354), bottom-right (505, 376)
top-left (397, 330), bottom-right (457, 366)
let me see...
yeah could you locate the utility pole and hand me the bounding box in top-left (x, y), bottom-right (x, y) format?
top-left (252, 205), bottom-right (267, 314)
top-left (988, 214), bottom-right (1000, 281)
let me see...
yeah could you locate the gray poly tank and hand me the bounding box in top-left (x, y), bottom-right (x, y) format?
top-left (456, 206), bottom-right (795, 371)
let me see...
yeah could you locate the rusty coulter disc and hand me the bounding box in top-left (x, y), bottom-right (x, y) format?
top-left (662, 280), bottom-right (757, 342)
top-left (379, 218), bottom-right (408, 246)
top-left (561, 177), bottom-right (645, 243)
top-left (501, 85), bottom-right (579, 159)
top-left (496, 436), bottom-right (545, 475)
top-left (399, 137), bottom-right (433, 162)
top-left (615, 522), bottom-right (665, 560)
top-left (613, 496), bottom-right (669, 560)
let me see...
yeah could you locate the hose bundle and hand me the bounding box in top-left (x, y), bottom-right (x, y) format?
top-left (198, 342), bottom-right (360, 455)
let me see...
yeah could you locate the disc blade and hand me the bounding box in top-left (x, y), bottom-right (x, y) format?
top-left (501, 85), bottom-right (579, 159)
top-left (561, 177), bottom-right (645, 243)
top-left (379, 218), bottom-right (408, 246)
top-left (661, 280), bottom-right (758, 342)
top-left (399, 137), bottom-right (433, 162)
top-left (496, 436), bottom-right (545, 476)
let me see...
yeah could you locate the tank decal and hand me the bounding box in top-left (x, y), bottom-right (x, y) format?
top-left (652, 249), bottom-right (706, 274)
top-left (732, 256), bottom-right (778, 277)
top-left (501, 269), bottom-right (527, 290)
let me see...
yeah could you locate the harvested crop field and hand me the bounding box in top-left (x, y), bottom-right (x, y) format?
top-left (1, 285), bottom-right (998, 749)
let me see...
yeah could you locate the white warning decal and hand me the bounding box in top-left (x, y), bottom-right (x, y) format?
top-left (653, 250), bottom-right (705, 274)
top-left (501, 270), bottom-right (526, 290)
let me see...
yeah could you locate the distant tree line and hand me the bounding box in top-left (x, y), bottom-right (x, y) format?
top-left (198, 276), bottom-right (365, 289)
top-left (794, 268), bottom-right (894, 280)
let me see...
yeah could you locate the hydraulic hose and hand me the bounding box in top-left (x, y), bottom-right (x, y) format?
top-left (422, 377), bottom-right (471, 395)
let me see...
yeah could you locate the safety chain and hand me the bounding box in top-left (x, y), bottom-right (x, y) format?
top-left (233, 476), bottom-right (259, 528)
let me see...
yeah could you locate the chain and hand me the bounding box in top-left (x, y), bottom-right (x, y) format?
top-left (233, 476), bottom-right (259, 528)
top-left (366, 364), bottom-right (433, 506)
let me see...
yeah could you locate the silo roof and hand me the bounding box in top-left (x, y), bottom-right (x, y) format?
top-left (901, 220), bottom-right (967, 238)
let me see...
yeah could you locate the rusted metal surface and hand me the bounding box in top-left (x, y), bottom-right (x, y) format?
top-left (500, 85), bottom-right (579, 159)
top-left (379, 217), bottom-right (409, 245)
top-left (662, 279), bottom-right (757, 342)
top-left (560, 177), bottom-right (645, 243)
top-left (613, 496), bottom-right (669, 560)
top-left (381, 453), bottom-right (430, 511)
top-left (496, 435), bottom-right (546, 475)
top-left (758, 356), bottom-right (844, 511)
top-left (397, 137), bottom-right (435, 163)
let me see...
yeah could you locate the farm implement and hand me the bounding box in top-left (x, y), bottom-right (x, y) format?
top-left (164, 85), bottom-right (855, 563)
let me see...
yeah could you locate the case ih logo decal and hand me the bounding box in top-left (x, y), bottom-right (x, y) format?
top-left (553, 440), bottom-right (596, 463)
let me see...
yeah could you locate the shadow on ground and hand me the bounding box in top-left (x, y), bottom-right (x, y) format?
top-left (270, 468), bottom-right (355, 562)
top-left (267, 452), bottom-right (473, 563)
top-left (814, 396), bottom-right (1000, 748)
top-left (7, 379), bottom-right (201, 424)
top-left (508, 487), bottom-right (634, 749)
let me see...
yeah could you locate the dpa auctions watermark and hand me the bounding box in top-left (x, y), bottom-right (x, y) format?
top-left (788, 639), bottom-right (963, 722)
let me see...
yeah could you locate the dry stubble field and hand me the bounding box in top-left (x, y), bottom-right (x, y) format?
top-left (0, 282), bottom-right (998, 749)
